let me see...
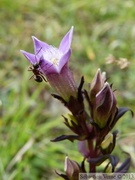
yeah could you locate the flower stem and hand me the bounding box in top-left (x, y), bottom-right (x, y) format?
top-left (88, 139), bottom-right (96, 172)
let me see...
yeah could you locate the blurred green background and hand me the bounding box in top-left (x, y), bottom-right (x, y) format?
top-left (0, 0), bottom-right (135, 179)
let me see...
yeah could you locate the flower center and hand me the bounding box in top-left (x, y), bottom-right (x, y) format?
top-left (50, 57), bottom-right (59, 66)
top-left (43, 46), bottom-right (62, 67)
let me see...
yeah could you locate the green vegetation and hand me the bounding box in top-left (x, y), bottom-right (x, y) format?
top-left (0, 0), bottom-right (135, 179)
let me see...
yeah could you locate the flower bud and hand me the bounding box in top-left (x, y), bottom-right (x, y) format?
top-left (93, 82), bottom-right (117, 128)
top-left (100, 131), bottom-right (118, 154)
top-left (100, 133), bottom-right (113, 150)
top-left (90, 68), bottom-right (106, 102)
top-left (64, 156), bottom-right (81, 180)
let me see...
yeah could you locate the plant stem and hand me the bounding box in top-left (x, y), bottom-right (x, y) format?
top-left (88, 139), bottom-right (96, 172)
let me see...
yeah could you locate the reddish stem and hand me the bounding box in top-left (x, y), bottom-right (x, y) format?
top-left (87, 139), bottom-right (96, 172)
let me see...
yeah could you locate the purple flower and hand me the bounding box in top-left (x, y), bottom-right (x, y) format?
top-left (20, 27), bottom-right (77, 100)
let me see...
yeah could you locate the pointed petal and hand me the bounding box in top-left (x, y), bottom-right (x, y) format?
top-left (59, 26), bottom-right (74, 53)
top-left (20, 50), bottom-right (36, 64)
top-left (90, 69), bottom-right (106, 102)
top-left (59, 49), bottom-right (71, 72)
top-left (32, 36), bottom-right (50, 54)
top-left (95, 83), bottom-right (108, 107)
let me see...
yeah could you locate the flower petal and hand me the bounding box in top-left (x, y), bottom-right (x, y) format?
top-left (78, 140), bottom-right (89, 158)
top-left (59, 49), bottom-right (71, 72)
top-left (20, 50), bottom-right (36, 64)
top-left (90, 69), bottom-right (106, 98)
top-left (46, 66), bottom-right (77, 100)
top-left (40, 58), bottom-right (58, 74)
top-left (32, 36), bottom-right (50, 54)
top-left (59, 26), bottom-right (74, 53)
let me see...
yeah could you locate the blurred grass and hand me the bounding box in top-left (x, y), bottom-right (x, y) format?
top-left (0, 0), bottom-right (135, 179)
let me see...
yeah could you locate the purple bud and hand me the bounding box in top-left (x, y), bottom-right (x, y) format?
top-left (90, 69), bottom-right (106, 102)
top-left (64, 156), bottom-right (81, 180)
top-left (93, 82), bottom-right (117, 128)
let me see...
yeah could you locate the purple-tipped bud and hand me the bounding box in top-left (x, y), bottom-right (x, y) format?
top-left (90, 69), bottom-right (106, 102)
top-left (93, 82), bottom-right (117, 128)
top-left (64, 156), bottom-right (81, 180)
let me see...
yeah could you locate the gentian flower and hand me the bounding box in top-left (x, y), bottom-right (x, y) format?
top-left (20, 26), bottom-right (77, 101)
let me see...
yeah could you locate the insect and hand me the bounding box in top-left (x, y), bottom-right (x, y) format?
top-left (28, 62), bottom-right (47, 83)
top-left (28, 47), bottom-right (47, 83)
